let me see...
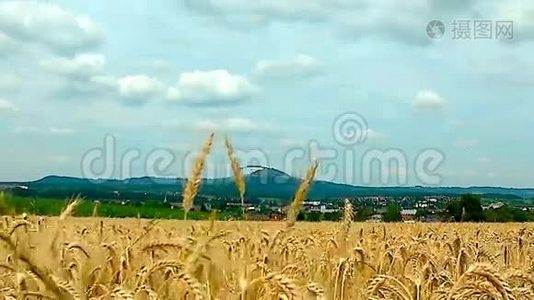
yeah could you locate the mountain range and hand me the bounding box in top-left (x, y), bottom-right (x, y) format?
top-left (3, 167), bottom-right (534, 200)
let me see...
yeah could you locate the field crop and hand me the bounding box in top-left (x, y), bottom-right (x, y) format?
top-left (1, 134), bottom-right (533, 299)
top-left (0, 211), bottom-right (533, 299)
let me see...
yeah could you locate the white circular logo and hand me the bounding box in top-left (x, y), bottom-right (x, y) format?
top-left (332, 112), bottom-right (368, 146)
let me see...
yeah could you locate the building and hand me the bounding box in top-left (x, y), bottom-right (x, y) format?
top-left (302, 201), bottom-right (341, 214)
top-left (366, 214), bottom-right (383, 223)
top-left (482, 202), bottom-right (505, 210)
top-left (170, 203), bottom-right (202, 211)
top-left (400, 209), bottom-right (417, 221)
top-left (420, 214), bottom-right (440, 222)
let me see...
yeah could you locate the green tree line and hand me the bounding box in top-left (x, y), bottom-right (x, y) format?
top-left (0, 193), bottom-right (223, 220)
top-left (445, 194), bottom-right (532, 222)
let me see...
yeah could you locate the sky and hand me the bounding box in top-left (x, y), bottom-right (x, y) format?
top-left (0, 0), bottom-right (533, 187)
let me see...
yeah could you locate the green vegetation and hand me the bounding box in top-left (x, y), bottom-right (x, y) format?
top-left (444, 194), bottom-right (533, 222)
top-left (483, 205), bottom-right (531, 222)
top-left (355, 206), bottom-right (373, 221)
top-left (383, 203), bottom-right (402, 222)
top-left (305, 211), bottom-right (323, 222)
top-left (446, 194), bottom-right (484, 222)
top-left (0, 194), bottom-right (230, 220)
top-left (2, 191), bottom-right (533, 223)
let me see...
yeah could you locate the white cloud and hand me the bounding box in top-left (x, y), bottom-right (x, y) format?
top-left (494, 1), bottom-right (534, 41)
top-left (187, 1), bottom-right (534, 45)
top-left (49, 127), bottom-right (74, 135)
top-left (478, 157), bottom-right (491, 164)
top-left (454, 138), bottom-right (478, 148)
top-left (118, 75), bottom-right (165, 101)
top-left (0, 2), bottom-right (103, 53)
top-left (184, 0), bottom-right (476, 45)
top-left (255, 55), bottom-right (322, 78)
top-left (37, 53), bottom-right (116, 99)
top-left (365, 128), bottom-right (386, 140)
top-left (0, 98), bottom-right (17, 112)
top-left (13, 126), bottom-right (74, 136)
top-left (0, 74), bottom-right (21, 92)
top-left (184, 0), bottom-right (333, 24)
top-left (167, 117), bottom-right (264, 133)
top-left (166, 70), bottom-right (256, 104)
top-left (13, 126), bottom-right (41, 134)
top-left (0, 31), bottom-right (15, 55)
top-left (412, 90), bottom-right (446, 110)
top-left (197, 118), bottom-right (260, 132)
top-left (40, 53), bottom-right (106, 78)
top-left (90, 75), bottom-right (118, 88)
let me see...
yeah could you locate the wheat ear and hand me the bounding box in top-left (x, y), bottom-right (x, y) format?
top-left (182, 133), bottom-right (214, 220)
top-left (286, 160), bottom-right (319, 228)
top-left (340, 199), bottom-right (354, 250)
top-left (224, 136), bottom-right (246, 215)
top-left (60, 197), bottom-right (81, 220)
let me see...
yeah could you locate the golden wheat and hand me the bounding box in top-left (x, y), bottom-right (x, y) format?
top-left (286, 160), bottom-right (319, 228)
top-left (0, 215), bottom-right (532, 299)
top-left (182, 133), bottom-right (214, 220)
top-left (0, 140), bottom-right (533, 300)
top-left (224, 136), bottom-right (246, 215)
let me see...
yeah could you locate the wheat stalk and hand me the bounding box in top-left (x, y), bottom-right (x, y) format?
top-left (60, 197), bottom-right (81, 220)
top-left (286, 160), bottom-right (319, 228)
top-left (182, 133), bottom-right (214, 220)
top-left (224, 136), bottom-right (246, 216)
top-left (0, 190), bottom-right (532, 299)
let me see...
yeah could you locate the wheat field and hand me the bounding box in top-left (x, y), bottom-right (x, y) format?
top-left (1, 134), bottom-right (533, 299)
top-left (0, 210), bottom-right (533, 300)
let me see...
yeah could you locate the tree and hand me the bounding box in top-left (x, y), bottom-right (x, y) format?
top-left (484, 206), bottom-right (512, 222)
top-left (0, 192), bottom-right (15, 216)
top-left (446, 199), bottom-right (462, 221)
top-left (415, 208), bottom-right (429, 220)
top-left (383, 204), bottom-right (402, 222)
top-left (460, 194), bottom-right (484, 221)
top-left (297, 211), bottom-right (306, 221)
top-left (484, 205), bottom-right (531, 222)
top-left (511, 208), bottom-right (530, 222)
top-left (446, 194), bottom-right (484, 222)
top-left (323, 211), bottom-right (342, 221)
top-left (305, 211), bottom-right (323, 222)
top-left (355, 206), bottom-right (373, 221)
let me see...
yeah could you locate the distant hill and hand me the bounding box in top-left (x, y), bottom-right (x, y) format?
top-left (3, 168), bottom-right (534, 201)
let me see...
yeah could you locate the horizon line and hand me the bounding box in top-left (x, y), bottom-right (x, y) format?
top-left (2, 174), bottom-right (534, 190)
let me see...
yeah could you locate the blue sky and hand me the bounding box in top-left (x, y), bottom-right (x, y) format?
top-left (0, 0), bottom-right (533, 187)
